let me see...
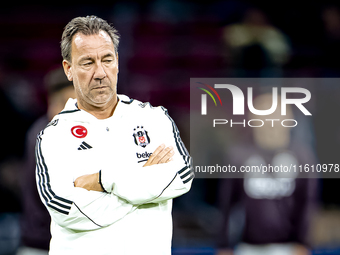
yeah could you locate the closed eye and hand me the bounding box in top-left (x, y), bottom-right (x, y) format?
top-left (80, 61), bottom-right (93, 66)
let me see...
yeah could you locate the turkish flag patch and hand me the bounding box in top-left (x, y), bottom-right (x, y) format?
top-left (71, 125), bottom-right (88, 138)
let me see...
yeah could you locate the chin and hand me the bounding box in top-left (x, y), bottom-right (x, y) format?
top-left (92, 94), bottom-right (115, 106)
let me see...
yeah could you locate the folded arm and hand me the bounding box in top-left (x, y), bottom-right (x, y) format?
top-left (95, 107), bottom-right (194, 204)
top-left (74, 144), bottom-right (175, 192)
top-left (35, 130), bottom-right (135, 231)
top-left (76, 107), bottom-right (194, 205)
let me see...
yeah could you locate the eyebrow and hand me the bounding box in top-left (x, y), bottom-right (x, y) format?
top-left (79, 56), bottom-right (93, 63)
top-left (102, 53), bottom-right (115, 59)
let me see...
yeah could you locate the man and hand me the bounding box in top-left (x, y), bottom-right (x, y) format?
top-left (35, 16), bottom-right (193, 255)
top-left (217, 93), bottom-right (316, 255)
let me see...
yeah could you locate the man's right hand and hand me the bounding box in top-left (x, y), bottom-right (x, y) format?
top-left (143, 144), bottom-right (174, 167)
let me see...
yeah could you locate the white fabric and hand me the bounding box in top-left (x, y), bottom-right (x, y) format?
top-left (35, 95), bottom-right (193, 255)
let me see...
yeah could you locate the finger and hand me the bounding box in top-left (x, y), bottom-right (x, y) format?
top-left (152, 146), bottom-right (173, 164)
top-left (147, 144), bottom-right (165, 164)
top-left (158, 149), bottom-right (175, 164)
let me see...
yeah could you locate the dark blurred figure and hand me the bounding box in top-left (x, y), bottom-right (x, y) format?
top-left (217, 93), bottom-right (317, 255)
top-left (0, 69), bottom-right (34, 255)
top-left (222, 8), bottom-right (291, 77)
top-left (320, 6), bottom-right (340, 76)
top-left (18, 67), bottom-right (75, 255)
top-left (0, 87), bottom-right (23, 254)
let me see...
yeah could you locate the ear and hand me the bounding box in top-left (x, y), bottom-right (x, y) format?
top-left (62, 60), bottom-right (73, 81)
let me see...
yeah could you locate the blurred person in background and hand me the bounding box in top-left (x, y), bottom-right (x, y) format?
top-left (217, 92), bottom-right (317, 255)
top-left (320, 5), bottom-right (340, 76)
top-left (0, 69), bottom-right (36, 255)
top-left (18, 67), bottom-right (75, 255)
top-left (222, 8), bottom-right (291, 77)
top-left (0, 90), bottom-right (23, 254)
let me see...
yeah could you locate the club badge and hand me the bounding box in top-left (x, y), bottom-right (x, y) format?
top-left (133, 126), bottom-right (150, 148)
top-left (71, 125), bottom-right (88, 138)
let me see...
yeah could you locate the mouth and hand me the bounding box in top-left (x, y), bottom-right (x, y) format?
top-left (92, 86), bottom-right (108, 90)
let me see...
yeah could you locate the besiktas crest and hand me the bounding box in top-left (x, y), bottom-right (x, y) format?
top-left (133, 126), bottom-right (150, 148)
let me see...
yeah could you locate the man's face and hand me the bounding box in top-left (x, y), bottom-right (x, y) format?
top-left (63, 30), bottom-right (118, 109)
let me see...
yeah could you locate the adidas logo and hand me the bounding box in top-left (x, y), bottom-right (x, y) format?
top-left (78, 141), bottom-right (93, 150)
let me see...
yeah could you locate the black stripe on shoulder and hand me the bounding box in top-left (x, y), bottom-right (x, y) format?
top-left (58, 109), bottom-right (81, 115)
top-left (138, 102), bottom-right (153, 108)
top-left (121, 98), bottom-right (134, 104)
top-left (46, 119), bottom-right (59, 129)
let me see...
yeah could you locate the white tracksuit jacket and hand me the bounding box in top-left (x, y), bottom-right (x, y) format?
top-left (35, 95), bottom-right (193, 255)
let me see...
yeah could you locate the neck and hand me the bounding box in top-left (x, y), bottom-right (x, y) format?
top-left (77, 96), bottom-right (118, 119)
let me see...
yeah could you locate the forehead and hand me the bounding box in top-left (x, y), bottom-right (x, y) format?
top-left (71, 30), bottom-right (115, 58)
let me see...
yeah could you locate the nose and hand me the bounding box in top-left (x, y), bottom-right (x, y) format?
top-left (94, 62), bottom-right (106, 81)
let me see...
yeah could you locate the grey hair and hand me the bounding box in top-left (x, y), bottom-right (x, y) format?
top-left (61, 15), bottom-right (120, 62)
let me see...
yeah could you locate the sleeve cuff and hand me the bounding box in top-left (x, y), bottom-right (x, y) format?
top-left (99, 170), bottom-right (111, 193)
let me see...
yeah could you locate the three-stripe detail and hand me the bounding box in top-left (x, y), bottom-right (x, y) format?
top-left (36, 130), bottom-right (73, 215)
top-left (78, 141), bottom-right (92, 150)
top-left (161, 107), bottom-right (194, 184)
